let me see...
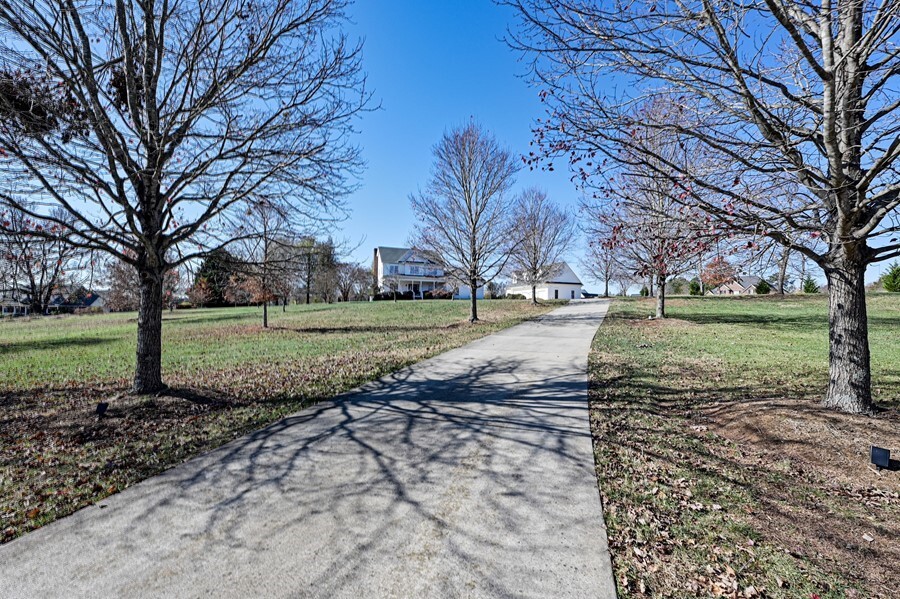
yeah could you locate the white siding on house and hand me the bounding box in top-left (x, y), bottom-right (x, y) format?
top-left (454, 285), bottom-right (484, 300)
top-left (506, 262), bottom-right (583, 300)
top-left (507, 283), bottom-right (582, 300)
top-left (373, 246), bottom-right (484, 299)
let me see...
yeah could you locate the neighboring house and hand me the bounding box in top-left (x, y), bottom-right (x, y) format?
top-left (372, 246), bottom-right (484, 300)
top-left (1, 285), bottom-right (32, 316)
top-left (49, 288), bottom-right (108, 313)
top-left (506, 262), bottom-right (584, 301)
top-left (708, 276), bottom-right (766, 295)
top-left (0, 297), bottom-right (30, 316)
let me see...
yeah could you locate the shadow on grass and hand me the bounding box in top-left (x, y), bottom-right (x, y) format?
top-left (608, 306), bottom-right (900, 333)
top-left (161, 311), bottom-right (257, 325)
top-left (0, 335), bottom-right (119, 355)
top-left (588, 353), bottom-right (900, 596)
top-left (673, 311), bottom-right (900, 330)
top-left (675, 312), bottom-right (827, 329)
top-left (269, 324), bottom-right (465, 335)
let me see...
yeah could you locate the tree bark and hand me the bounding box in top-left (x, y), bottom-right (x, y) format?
top-left (823, 256), bottom-right (872, 414)
top-left (778, 248), bottom-right (790, 294)
top-left (656, 274), bottom-right (666, 319)
top-left (134, 269), bottom-right (164, 394)
top-left (531, 284), bottom-right (538, 304)
top-left (603, 278), bottom-right (609, 298)
top-left (263, 301), bottom-right (268, 328)
top-left (469, 278), bottom-right (479, 322)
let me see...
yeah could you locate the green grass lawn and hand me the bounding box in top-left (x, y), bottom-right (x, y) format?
top-left (589, 294), bottom-right (900, 598)
top-left (1, 299), bottom-right (558, 543)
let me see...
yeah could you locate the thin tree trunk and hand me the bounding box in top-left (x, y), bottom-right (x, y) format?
top-left (469, 278), bottom-right (479, 322)
top-left (823, 257), bottom-right (872, 413)
top-left (778, 248), bottom-right (790, 294)
top-left (305, 253), bottom-right (313, 304)
top-left (263, 301), bottom-right (268, 328)
top-left (134, 269), bottom-right (164, 394)
top-left (656, 274), bottom-right (666, 319)
top-left (531, 284), bottom-right (538, 304)
top-left (604, 278), bottom-right (609, 298)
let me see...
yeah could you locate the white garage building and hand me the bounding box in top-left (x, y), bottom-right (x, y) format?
top-left (506, 262), bottom-right (583, 301)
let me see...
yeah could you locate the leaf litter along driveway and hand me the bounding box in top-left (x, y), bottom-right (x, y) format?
top-left (0, 300), bottom-right (616, 598)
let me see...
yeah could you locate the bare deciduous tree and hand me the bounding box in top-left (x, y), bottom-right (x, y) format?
top-left (105, 254), bottom-right (180, 312)
top-left (506, 0), bottom-right (900, 412)
top-left (582, 106), bottom-right (712, 318)
top-left (507, 188), bottom-right (575, 304)
top-left (381, 271), bottom-right (401, 302)
top-left (410, 122), bottom-right (518, 322)
top-left (580, 240), bottom-right (622, 299)
top-left (588, 194), bottom-right (707, 319)
top-left (0, 0), bottom-right (367, 393)
top-left (0, 206), bottom-right (84, 314)
top-left (335, 262), bottom-right (369, 302)
top-left (230, 199), bottom-right (302, 327)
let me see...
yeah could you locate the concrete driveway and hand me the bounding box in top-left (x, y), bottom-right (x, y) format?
top-left (1, 300), bottom-right (615, 598)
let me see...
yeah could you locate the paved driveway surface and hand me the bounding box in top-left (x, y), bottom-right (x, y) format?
top-left (1, 300), bottom-right (615, 598)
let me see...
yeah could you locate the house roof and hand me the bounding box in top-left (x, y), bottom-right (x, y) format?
top-left (735, 275), bottom-right (764, 288)
top-left (376, 246), bottom-right (441, 266)
top-left (712, 276), bottom-right (766, 292)
top-left (375, 246), bottom-right (409, 264)
top-left (0, 298), bottom-right (29, 307)
top-left (50, 290), bottom-right (105, 308)
top-left (510, 262), bottom-right (583, 286)
top-left (81, 293), bottom-right (105, 307)
top-left (724, 276), bottom-right (763, 289)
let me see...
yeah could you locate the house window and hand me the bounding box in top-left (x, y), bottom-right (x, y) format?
top-left (554, 289), bottom-right (559, 299)
top-left (571, 290), bottom-right (575, 299)
top-left (386, 264), bottom-right (398, 275)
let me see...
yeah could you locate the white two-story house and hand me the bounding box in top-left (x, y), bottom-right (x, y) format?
top-left (372, 247), bottom-right (483, 300)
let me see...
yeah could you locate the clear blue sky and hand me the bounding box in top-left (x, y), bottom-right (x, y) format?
top-left (340, 1), bottom-right (589, 282)
top-left (339, 1), bottom-right (887, 287)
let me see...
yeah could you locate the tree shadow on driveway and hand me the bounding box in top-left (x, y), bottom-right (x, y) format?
top-left (3, 353), bottom-right (614, 598)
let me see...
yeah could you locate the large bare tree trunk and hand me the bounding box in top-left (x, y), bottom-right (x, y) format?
top-left (469, 278), bottom-right (479, 322)
top-left (656, 274), bottom-right (666, 319)
top-left (823, 255), bottom-right (872, 414)
top-left (134, 270), bottom-right (164, 394)
top-left (603, 278), bottom-right (609, 298)
top-left (531, 284), bottom-right (538, 304)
